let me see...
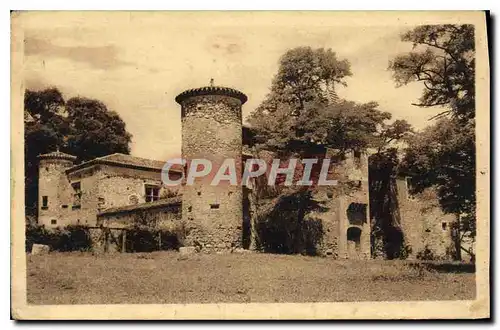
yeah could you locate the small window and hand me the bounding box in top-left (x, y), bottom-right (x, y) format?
top-left (353, 150), bottom-right (362, 167)
top-left (145, 185), bottom-right (160, 202)
top-left (188, 206), bottom-right (192, 212)
top-left (442, 222), bottom-right (447, 230)
top-left (405, 177), bottom-right (415, 200)
top-left (72, 182), bottom-right (82, 207)
top-left (51, 219), bottom-right (57, 225)
top-left (61, 204), bottom-right (68, 209)
top-left (197, 191), bottom-right (202, 196)
top-left (41, 196), bottom-right (48, 209)
top-left (98, 197), bottom-right (106, 208)
top-left (210, 204), bottom-right (220, 209)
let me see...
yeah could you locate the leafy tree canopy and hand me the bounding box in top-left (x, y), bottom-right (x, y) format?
top-left (390, 24), bottom-right (476, 237)
top-left (248, 47), bottom-right (410, 157)
top-left (389, 24), bottom-right (475, 122)
top-left (24, 87), bottom-right (132, 215)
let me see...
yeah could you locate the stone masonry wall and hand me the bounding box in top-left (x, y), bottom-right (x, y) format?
top-left (38, 158), bottom-right (75, 228)
top-left (320, 149), bottom-right (370, 259)
top-left (42, 163), bottom-right (181, 228)
top-left (179, 94), bottom-right (244, 252)
top-left (396, 179), bottom-right (456, 259)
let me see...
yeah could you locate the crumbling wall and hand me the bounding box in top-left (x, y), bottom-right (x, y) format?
top-left (396, 179), bottom-right (456, 259)
top-left (330, 150), bottom-right (370, 260)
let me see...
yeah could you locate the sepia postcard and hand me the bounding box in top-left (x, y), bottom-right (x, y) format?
top-left (11, 11), bottom-right (490, 320)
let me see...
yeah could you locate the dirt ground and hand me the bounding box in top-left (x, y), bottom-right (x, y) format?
top-left (26, 251), bottom-right (476, 304)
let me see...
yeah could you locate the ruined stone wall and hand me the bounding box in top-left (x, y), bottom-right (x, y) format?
top-left (179, 94), bottom-right (243, 252)
top-left (329, 150), bottom-right (370, 259)
top-left (396, 179), bottom-right (456, 259)
top-left (307, 189), bottom-right (340, 257)
top-left (243, 148), bottom-right (369, 259)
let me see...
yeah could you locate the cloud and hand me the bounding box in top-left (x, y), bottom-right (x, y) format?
top-left (206, 34), bottom-right (245, 57)
top-left (24, 36), bottom-right (133, 70)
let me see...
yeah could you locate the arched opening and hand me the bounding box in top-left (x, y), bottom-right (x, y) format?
top-left (347, 227), bottom-right (362, 258)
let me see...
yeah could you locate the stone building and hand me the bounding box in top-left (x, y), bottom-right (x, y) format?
top-left (36, 84), bottom-right (461, 259)
top-left (38, 151), bottom-right (182, 228)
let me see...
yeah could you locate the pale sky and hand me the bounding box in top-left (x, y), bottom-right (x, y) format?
top-left (20, 12), bottom-right (449, 160)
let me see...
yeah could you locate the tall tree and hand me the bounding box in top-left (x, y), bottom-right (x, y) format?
top-left (389, 25), bottom-right (476, 257)
top-left (265, 47), bottom-right (352, 113)
top-left (24, 87), bottom-right (132, 216)
top-left (248, 47), bottom-right (412, 255)
top-left (400, 119), bottom-right (476, 233)
top-left (65, 97), bottom-right (132, 161)
top-left (389, 24), bottom-right (475, 122)
top-left (248, 47), bottom-right (401, 157)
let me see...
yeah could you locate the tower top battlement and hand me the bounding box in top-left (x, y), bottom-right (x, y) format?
top-left (38, 150), bottom-right (77, 162)
top-left (175, 86), bottom-right (247, 104)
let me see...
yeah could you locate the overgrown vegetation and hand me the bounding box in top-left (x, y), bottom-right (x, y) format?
top-left (26, 224), bottom-right (92, 252)
top-left (390, 24), bottom-right (476, 260)
top-left (247, 46), bottom-right (412, 257)
top-left (253, 188), bottom-right (327, 255)
top-left (124, 224), bottom-right (184, 252)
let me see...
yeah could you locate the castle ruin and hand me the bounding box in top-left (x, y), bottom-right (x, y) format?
top-left (36, 84), bottom-right (461, 260)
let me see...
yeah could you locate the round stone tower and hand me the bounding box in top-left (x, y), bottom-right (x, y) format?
top-left (175, 85), bottom-right (247, 252)
top-left (38, 149), bottom-right (77, 228)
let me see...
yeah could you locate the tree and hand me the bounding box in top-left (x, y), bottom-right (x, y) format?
top-left (389, 25), bottom-right (476, 258)
top-left (263, 47), bottom-right (352, 114)
top-left (400, 119), bottom-right (476, 234)
top-left (247, 47), bottom-right (413, 255)
top-left (24, 87), bottom-right (132, 216)
top-left (65, 97), bottom-right (132, 161)
top-left (389, 24), bottom-right (475, 122)
top-left (248, 47), bottom-right (400, 157)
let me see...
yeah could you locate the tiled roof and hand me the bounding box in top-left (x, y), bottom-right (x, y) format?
top-left (175, 86), bottom-right (247, 104)
top-left (38, 150), bottom-right (77, 161)
top-left (66, 153), bottom-right (183, 173)
top-left (98, 153), bottom-right (167, 170)
top-left (98, 196), bottom-right (182, 216)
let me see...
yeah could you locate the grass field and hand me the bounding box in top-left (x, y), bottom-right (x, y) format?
top-left (26, 252), bottom-right (475, 304)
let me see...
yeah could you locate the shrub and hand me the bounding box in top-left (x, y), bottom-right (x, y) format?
top-left (125, 223), bottom-right (184, 252)
top-left (416, 245), bottom-right (436, 261)
top-left (25, 223), bottom-right (92, 252)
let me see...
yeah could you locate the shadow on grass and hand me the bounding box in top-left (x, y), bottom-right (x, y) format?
top-left (409, 262), bottom-right (476, 273)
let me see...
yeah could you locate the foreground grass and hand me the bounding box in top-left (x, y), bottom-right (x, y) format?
top-left (27, 252), bottom-right (475, 304)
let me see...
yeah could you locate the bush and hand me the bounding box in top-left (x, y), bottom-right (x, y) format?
top-left (25, 224), bottom-right (92, 252)
top-left (254, 190), bottom-right (326, 256)
top-left (125, 224), bottom-right (184, 252)
top-left (416, 245), bottom-right (436, 261)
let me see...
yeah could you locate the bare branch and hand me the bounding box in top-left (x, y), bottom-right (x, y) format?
top-left (428, 110), bottom-right (452, 120)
